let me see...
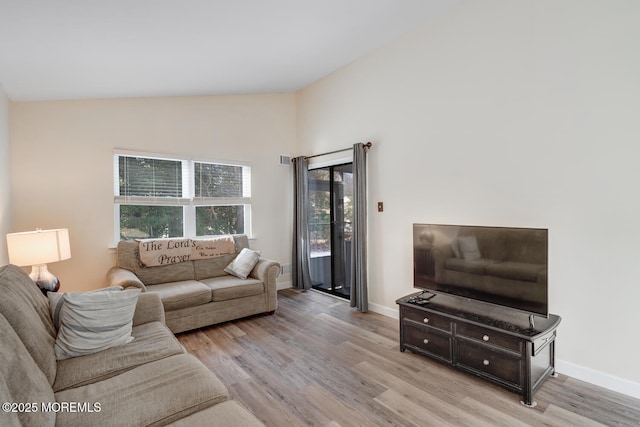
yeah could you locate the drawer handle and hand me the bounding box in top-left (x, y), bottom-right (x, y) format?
top-left (423, 339), bottom-right (429, 344)
top-left (483, 359), bottom-right (490, 366)
top-left (423, 318), bottom-right (429, 324)
top-left (482, 335), bottom-right (490, 342)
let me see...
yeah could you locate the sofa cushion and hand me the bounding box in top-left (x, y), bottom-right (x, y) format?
top-left (224, 248), bottom-right (260, 280)
top-left (138, 261), bottom-right (197, 286)
top-left (54, 353), bottom-right (229, 427)
top-left (193, 253), bottom-right (238, 280)
top-left (132, 292), bottom-right (165, 326)
top-left (192, 234), bottom-right (251, 280)
top-left (0, 313), bottom-right (56, 427)
top-left (486, 261), bottom-right (545, 282)
top-left (167, 400), bottom-right (265, 427)
top-left (146, 280), bottom-right (212, 311)
top-left (54, 288), bottom-right (141, 360)
top-left (0, 265), bottom-right (57, 385)
top-left (116, 240), bottom-right (196, 285)
top-left (53, 321), bottom-right (185, 392)
top-left (200, 276), bottom-right (264, 302)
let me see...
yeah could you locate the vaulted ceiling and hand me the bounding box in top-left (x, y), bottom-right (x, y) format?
top-left (0, 0), bottom-right (460, 101)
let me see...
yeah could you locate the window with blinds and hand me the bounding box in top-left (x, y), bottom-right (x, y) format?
top-left (114, 150), bottom-right (251, 241)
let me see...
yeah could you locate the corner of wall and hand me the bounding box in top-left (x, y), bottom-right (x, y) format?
top-left (0, 84), bottom-right (11, 265)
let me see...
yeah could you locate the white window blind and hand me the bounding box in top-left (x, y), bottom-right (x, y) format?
top-left (113, 150), bottom-right (251, 240)
top-left (193, 161), bottom-right (251, 205)
top-left (115, 154), bottom-right (191, 205)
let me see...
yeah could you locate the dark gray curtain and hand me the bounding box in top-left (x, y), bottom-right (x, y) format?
top-left (292, 156), bottom-right (312, 290)
top-left (350, 143), bottom-right (368, 311)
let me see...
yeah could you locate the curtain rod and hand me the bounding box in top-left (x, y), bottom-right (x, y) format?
top-left (304, 142), bottom-right (372, 160)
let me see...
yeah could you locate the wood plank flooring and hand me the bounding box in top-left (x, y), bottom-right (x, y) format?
top-left (177, 289), bottom-right (640, 426)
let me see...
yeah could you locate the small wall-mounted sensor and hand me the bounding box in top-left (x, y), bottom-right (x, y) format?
top-left (377, 202), bottom-right (384, 212)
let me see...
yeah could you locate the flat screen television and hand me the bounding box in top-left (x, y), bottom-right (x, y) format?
top-left (413, 224), bottom-right (548, 318)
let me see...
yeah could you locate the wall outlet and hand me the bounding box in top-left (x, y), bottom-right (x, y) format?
top-left (280, 264), bottom-right (292, 275)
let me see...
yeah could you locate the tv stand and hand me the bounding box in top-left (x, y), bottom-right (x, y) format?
top-left (396, 293), bottom-right (561, 407)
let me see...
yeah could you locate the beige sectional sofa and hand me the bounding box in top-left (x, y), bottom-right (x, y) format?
top-left (0, 264), bottom-right (264, 427)
top-left (107, 234), bottom-right (280, 333)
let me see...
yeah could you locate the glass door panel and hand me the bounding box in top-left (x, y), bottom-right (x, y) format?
top-left (309, 163), bottom-right (353, 299)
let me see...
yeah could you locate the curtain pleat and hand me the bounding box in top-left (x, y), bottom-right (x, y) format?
top-left (350, 143), bottom-right (368, 311)
top-left (292, 156), bottom-right (312, 290)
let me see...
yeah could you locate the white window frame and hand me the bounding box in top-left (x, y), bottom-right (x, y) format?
top-left (113, 149), bottom-right (252, 243)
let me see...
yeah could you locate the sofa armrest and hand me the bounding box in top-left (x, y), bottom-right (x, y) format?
top-left (249, 258), bottom-right (280, 283)
top-left (132, 292), bottom-right (166, 326)
top-left (106, 267), bottom-right (147, 292)
top-left (249, 258), bottom-right (280, 312)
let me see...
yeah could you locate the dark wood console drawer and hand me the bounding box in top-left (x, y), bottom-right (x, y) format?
top-left (456, 341), bottom-right (521, 386)
top-left (404, 324), bottom-right (452, 362)
top-left (402, 308), bottom-right (452, 332)
top-left (532, 330), bottom-right (556, 355)
top-left (397, 295), bottom-right (561, 406)
top-left (456, 322), bottom-right (521, 353)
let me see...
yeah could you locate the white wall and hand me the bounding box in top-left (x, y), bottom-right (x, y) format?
top-left (0, 85), bottom-right (10, 265)
top-left (297, 0), bottom-right (640, 393)
top-left (10, 94), bottom-right (296, 291)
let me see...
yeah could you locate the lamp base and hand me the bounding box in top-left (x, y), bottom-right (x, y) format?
top-left (29, 264), bottom-right (60, 295)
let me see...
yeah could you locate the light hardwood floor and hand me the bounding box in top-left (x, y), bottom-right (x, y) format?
top-left (177, 289), bottom-right (640, 426)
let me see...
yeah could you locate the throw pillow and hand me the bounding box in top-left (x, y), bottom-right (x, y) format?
top-left (48, 286), bottom-right (123, 331)
top-left (457, 235), bottom-right (482, 260)
top-left (54, 288), bottom-right (140, 360)
top-left (224, 248), bottom-right (260, 280)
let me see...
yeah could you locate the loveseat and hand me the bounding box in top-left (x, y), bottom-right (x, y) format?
top-left (0, 264), bottom-right (264, 427)
top-left (431, 227), bottom-right (547, 305)
top-left (107, 234), bottom-right (279, 333)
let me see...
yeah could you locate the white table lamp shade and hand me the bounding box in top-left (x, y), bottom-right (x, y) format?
top-left (7, 228), bottom-right (71, 266)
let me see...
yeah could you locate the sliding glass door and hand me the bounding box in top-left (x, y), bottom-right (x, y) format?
top-left (308, 163), bottom-right (353, 299)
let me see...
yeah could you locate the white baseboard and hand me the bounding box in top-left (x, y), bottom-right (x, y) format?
top-left (367, 302), bottom-right (640, 400)
top-left (369, 301), bottom-right (399, 319)
top-left (555, 360), bottom-right (640, 399)
top-left (276, 280), bottom-right (292, 291)
top-left (285, 292), bottom-right (640, 400)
